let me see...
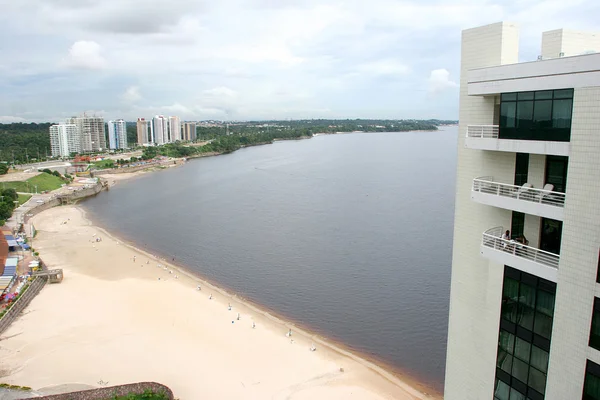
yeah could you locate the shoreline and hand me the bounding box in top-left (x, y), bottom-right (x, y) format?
top-left (0, 205), bottom-right (442, 399)
top-left (82, 207), bottom-right (442, 397)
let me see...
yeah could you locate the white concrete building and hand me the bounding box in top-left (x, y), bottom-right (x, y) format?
top-left (66, 115), bottom-right (106, 152)
top-left (152, 115), bottom-right (168, 145)
top-left (107, 119), bottom-right (128, 150)
top-left (445, 22), bottom-right (600, 400)
top-left (182, 122), bottom-right (197, 141)
top-left (169, 116), bottom-right (181, 142)
top-left (49, 124), bottom-right (79, 157)
top-left (136, 118), bottom-right (152, 145)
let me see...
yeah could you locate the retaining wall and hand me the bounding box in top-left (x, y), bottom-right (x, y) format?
top-left (35, 382), bottom-right (174, 400)
top-left (0, 276), bottom-right (47, 336)
top-left (96, 159), bottom-right (183, 175)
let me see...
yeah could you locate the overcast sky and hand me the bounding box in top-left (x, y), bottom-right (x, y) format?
top-left (0, 0), bottom-right (598, 123)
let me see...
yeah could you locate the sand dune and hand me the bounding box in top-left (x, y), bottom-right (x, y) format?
top-left (0, 206), bottom-right (438, 399)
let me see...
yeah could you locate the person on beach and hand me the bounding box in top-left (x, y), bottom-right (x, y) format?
top-left (197, 285), bottom-right (201, 291)
top-left (286, 329), bottom-right (292, 337)
top-left (209, 294), bottom-right (213, 300)
top-left (133, 256), bottom-right (136, 262)
top-left (228, 303), bottom-right (232, 311)
top-left (252, 322), bottom-right (256, 329)
top-left (237, 313), bottom-right (240, 320)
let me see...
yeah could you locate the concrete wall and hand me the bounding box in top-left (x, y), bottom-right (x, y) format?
top-left (545, 86), bottom-right (600, 398)
top-left (444, 22), bottom-right (520, 400)
top-left (542, 29), bottom-right (600, 59)
top-left (35, 382), bottom-right (174, 400)
top-left (0, 276), bottom-right (46, 335)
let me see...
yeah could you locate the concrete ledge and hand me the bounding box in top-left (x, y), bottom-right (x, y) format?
top-left (35, 382), bottom-right (174, 400)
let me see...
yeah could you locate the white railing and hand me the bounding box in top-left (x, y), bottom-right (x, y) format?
top-left (473, 177), bottom-right (566, 208)
top-left (466, 125), bottom-right (499, 138)
top-left (482, 226), bottom-right (560, 269)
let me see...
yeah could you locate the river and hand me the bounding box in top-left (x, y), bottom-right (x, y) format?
top-left (82, 126), bottom-right (458, 392)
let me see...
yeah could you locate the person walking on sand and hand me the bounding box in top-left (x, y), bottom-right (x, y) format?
top-left (252, 322), bottom-right (256, 329)
top-left (237, 313), bottom-right (240, 320)
top-left (228, 303), bottom-right (232, 311)
top-left (209, 294), bottom-right (213, 300)
top-left (133, 256), bottom-right (136, 263)
top-left (197, 285), bottom-right (201, 291)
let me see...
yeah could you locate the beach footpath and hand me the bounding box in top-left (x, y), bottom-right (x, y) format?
top-left (0, 205), bottom-right (439, 400)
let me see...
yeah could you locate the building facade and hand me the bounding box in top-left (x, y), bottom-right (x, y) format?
top-left (169, 116), bottom-right (181, 142)
top-left (152, 115), bottom-right (168, 145)
top-left (107, 119), bottom-right (128, 150)
top-left (182, 122), bottom-right (197, 141)
top-left (49, 124), bottom-right (79, 157)
top-left (445, 22), bottom-right (600, 400)
top-left (67, 115), bottom-right (106, 152)
top-left (136, 118), bottom-right (151, 145)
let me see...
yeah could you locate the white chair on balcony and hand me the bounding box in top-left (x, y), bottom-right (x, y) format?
top-left (538, 183), bottom-right (555, 204)
top-left (515, 183), bottom-right (533, 200)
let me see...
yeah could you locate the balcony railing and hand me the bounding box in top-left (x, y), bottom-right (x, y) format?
top-left (466, 125), bottom-right (499, 139)
top-left (482, 226), bottom-right (560, 269)
top-left (473, 177), bottom-right (566, 208)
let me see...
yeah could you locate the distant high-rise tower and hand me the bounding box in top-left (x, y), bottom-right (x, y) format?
top-left (169, 116), bottom-right (181, 142)
top-left (67, 114), bottom-right (106, 152)
top-left (182, 122), bottom-right (197, 141)
top-left (49, 124), bottom-right (80, 157)
top-left (136, 118), bottom-right (151, 145)
top-left (152, 116), bottom-right (168, 145)
top-left (108, 119), bottom-right (128, 150)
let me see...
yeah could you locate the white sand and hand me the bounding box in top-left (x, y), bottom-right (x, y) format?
top-left (0, 206), bottom-right (439, 400)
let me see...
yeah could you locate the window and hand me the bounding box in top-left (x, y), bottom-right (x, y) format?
top-left (584, 360), bottom-right (600, 400)
top-left (545, 156), bottom-right (568, 193)
top-left (589, 298), bottom-right (600, 351)
top-left (540, 218), bottom-right (563, 255)
top-left (597, 250), bottom-right (600, 284)
top-left (514, 153), bottom-right (529, 187)
top-left (499, 89), bottom-right (574, 142)
top-left (497, 267), bottom-right (556, 400)
top-left (511, 212), bottom-right (526, 240)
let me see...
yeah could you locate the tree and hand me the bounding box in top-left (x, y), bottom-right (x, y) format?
top-left (1, 188), bottom-right (18, 202)
top-left (0, 202), bottom-right (12, 220)
top-left (0, 164), bottom-right (7, 175)
top-left (52, 170), bottom-right (61, 177)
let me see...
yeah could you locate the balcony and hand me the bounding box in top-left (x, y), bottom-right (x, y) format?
top-left (465, 125), bottom-right (570, 156)
top-left (472, 177), bottom-right (565, 221)
top-left (481, 227), bottom-right (559, 282)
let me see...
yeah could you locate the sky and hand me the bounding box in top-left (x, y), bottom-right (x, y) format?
top-left (0, 0), bottom-right (598, 123)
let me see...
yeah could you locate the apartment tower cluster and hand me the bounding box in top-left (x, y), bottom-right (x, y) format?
top-left (136, 116), bottom-right (195, 146)
top-left (50, 114), bottom-right (123, 157)
top-left (445, 23), bottom-right (600, 400)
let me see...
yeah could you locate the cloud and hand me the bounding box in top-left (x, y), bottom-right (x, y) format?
top-left (62, 41), bottom-right (107, 70)
top-left (0, 116), bottom-right (27, 123)
top-left (428, 69), bottom-right (458, 93)
top-left (121, 86), bottom-right (142, 103)
top-left (203, 87), bottom-right (238, 98)
top-left (355, 60), bottom-right (410, 76)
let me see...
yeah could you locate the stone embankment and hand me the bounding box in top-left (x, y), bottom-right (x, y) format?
top-left (34, 382), bottom-right (174, 400)
top-left (94, 158), bottom-right (183, 175)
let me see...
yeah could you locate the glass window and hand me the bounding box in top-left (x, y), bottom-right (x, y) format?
top-left (533, 100), bottom-right (552, 128)
top-left (517, 101), bottom-right (534, 129)
top-left (512, 358), bottom-right (529, 384)
top-left (498, 348), bottom-right (514, 374)
top-left (500, 330), bottom-right (516, 353)
top-left (545, 156), bottom-right (568, 193)
top-left (590, 298), bottom-right (600, 351)
top-left (540, 218), bottom-right (563, 255)
top-left (534, 312), bottom-right (553, 339)
top-left (584, 361), bottom-right (600, 400)
top-left (514, 337), bottom-right (532, 362)
top-left (535, 91), bottom-right (553, 100)
top-left (536, 289), bottom-right (555, 317)
top-left (518, 92), bottom-right (534, 101)
top-left (502, 93), bottom-right (518, 101)
top-left (553, 89), bottom-right (574, 99)
top-left (514, 153), bottom-right (529, 187)
top-left (503, 278), bottom-right (519, 323)
top-left (520, 283), bottom-right (536, 308)
top-left (510, 387), bottom-right (526, 400)
top-left (495, 379), bottom-right (511, 400)
top-left (528, 367), bottom-right (546, 394)
top-left (530, 346), bottom-right (549, 373)
top-left (552, 99), bottom-right (573, 128)
top-left (501, 102), bottom-right (517, 128)
top-left (511, 212), bottom-right (526, 240)
top-left (517, 304), bottom-right (535, 331)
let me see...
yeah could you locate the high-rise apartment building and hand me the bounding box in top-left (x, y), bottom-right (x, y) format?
top-left (67, 115), bottom-right (106, 152)
top-left (445, 22), bottom-right (600, 400)
top-left (169, 116), bottom-right (181, 142)
top-left (182, 122), bottom-right (197, 141)
top-left (152, 115), bottom-right (168, 145)
top-left (107, 119), bottom-right (128, 150)
top-left (136, 118), bottom-right (151, 145)
top-left (49, 124), bottom-right (79, 157)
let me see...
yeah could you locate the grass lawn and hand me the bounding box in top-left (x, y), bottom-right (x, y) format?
top-left (17, 193), bottom-right (32, 205)
top-left (1, 173), bottom-right (66, 193)
top-left (93, 159), bottom-right (115, 169)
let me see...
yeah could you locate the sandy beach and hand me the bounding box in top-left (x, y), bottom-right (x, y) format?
top-left (0, 205), bottom-right (440, 399)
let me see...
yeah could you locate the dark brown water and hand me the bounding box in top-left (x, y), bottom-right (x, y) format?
top-left (83, 127), bottom-right (457, 392)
